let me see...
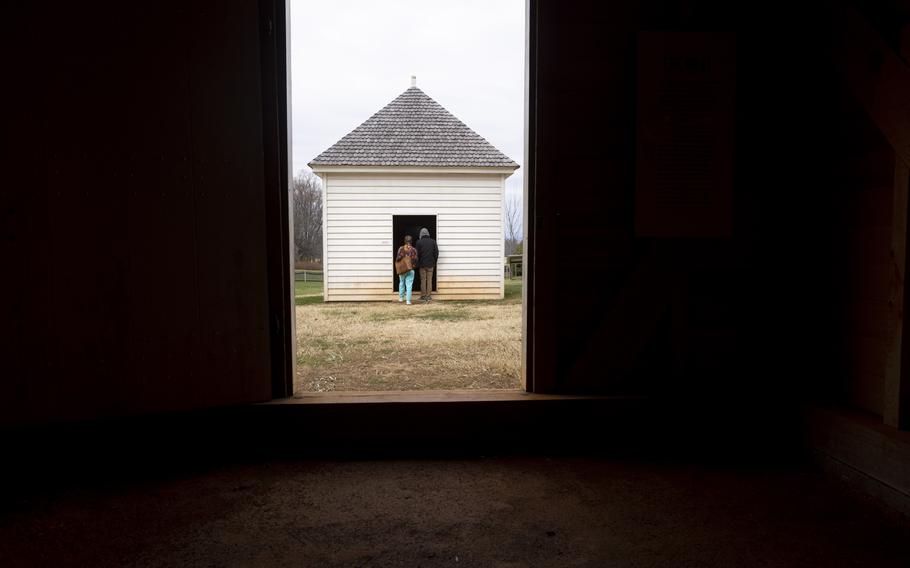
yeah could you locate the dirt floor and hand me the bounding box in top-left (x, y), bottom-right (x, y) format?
top-left (294, 281), bottom-right (522, 393)
top-left (4, 457), bottom-right (910, 567)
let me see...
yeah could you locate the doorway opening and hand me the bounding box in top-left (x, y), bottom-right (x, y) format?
top-left (392, 215), bottom-right (437, 294)
top-left (288, 0), bottom-right (528, 396)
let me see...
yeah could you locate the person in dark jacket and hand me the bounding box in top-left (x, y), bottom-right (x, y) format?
top-left (415, 227), bottom-right (439, 302)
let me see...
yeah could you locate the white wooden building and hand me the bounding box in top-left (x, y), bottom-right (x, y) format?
top-left (309, 79), bottom-right (519, 301)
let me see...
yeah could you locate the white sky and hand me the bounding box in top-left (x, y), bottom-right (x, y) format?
top-left (289, 0), bottom-right (525, 201)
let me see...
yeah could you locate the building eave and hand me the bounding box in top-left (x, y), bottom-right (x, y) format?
top-left (309, 165), bottom-right (519, 176)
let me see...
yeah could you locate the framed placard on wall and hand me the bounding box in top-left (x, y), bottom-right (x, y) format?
top-left (635, 32), bottom-right (736, 237)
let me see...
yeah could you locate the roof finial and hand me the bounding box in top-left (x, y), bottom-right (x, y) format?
top-left (411, 75), bottom-right (417, 87)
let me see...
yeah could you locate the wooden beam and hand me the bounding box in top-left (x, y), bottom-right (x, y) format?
top-left (274, 389), bottom-right (629, 404)
top-left (887, 162), bottom-right (910, 429)
top-left (830, 5), bottom-right (910, 167)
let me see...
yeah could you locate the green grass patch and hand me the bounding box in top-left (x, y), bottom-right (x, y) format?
top-left (309, 337), bottom-right (335, 349)
top-left (504, 279), bottom-right (522, 302)
top-left (366, 311), bottom-right (410, 322)
top-left (295, 280), bottom-right (323, 305)
top-left (296, 353), bottom-right (322, 367)
top-left (295, 294), bottom-right (323, 306)
top-left (295, 280), bottom-right (323, 296)
top-left (363, 306), bottom-right (489, 323)
top-left (319, 307), bottom-right (364, 318)
top-left (415, 309), bottom-right (476, 322)
top-left (295, 279), bottom-right (521, 308)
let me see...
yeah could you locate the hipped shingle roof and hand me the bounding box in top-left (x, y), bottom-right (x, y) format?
top-left (309, 87), bottom-right (518, 168)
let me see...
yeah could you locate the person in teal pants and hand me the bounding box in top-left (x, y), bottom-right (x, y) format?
top-left (396, 235), bottom-right (418, 304)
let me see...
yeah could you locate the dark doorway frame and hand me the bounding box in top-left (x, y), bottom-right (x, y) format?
top-left (269, 0), bottom-right (538, 397)
top-left (261, 0), bottom-right (295, 399)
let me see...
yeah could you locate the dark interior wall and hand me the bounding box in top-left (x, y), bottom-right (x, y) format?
top-left (5, 0), bottom-right (278, 426)
top-left (527, 0), bottom-right (910, 445)
top-left (533, 0), bottom-right (730, 398)
top-left (529, 0), bottom-right (850, 429)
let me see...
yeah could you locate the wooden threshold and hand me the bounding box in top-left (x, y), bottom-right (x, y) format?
top-left (806, 405), bottom-right (910, 516)
top-left (253, 391), bottom-right (650, 454)
top-left (266, 389), bottom-right (620, 405)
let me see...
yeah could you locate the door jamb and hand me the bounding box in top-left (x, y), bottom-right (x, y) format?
top-left (269, 0), bottom-right (540, 398)
top-left (262, 0), bottom-right (295, 399)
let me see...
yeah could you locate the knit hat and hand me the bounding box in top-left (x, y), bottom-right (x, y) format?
top-left (419, 227), bottom-right (430, 238)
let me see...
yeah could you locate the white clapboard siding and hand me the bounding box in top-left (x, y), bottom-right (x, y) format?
top-left (444, 235), bottom-right (505, 241)
top-left (436, 274), bottom-right (503, 282)
top-left (329, 192), bottom-right (499, 200)
top-left (434, 214), bottom-right (501, 221)
top-left (327, 278), bottom-right (393, 285)
top-left (320, 294), bottom-right (502, 302)
top-left (326, 240), bottom-right (393, 247)
top-left (437, 258), bottom-right (503, 264)
top-left (329, 187), bottom-right (501, 195)
top-left (326, 220), bottom-right (392, 227)
top-left (436, 227), bottom-right (501, 234)
top-left (329, 176), bottom-right (499, 187)
top-left (438, 220), bottom-right (502, 227)
top-left (327, 245), bottom-right (395, 253)
top-left (320, 171), bottom-right (506, 302)
top-left (322, 225), bottom-right (392, 234)
top-left (326, 263), bottom-right (390, 269)
top-left (325, 214), bottom-right (390, 221)
top-left (323, 207), bottom-right (496, 215)
top-left (327, 271), bottom-right (392, 278)
top-left (329, 251), bottom-right (397, 259)
top-left (328, 201), bottom-right (499, 210)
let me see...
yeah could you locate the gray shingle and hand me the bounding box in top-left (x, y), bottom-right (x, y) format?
top-left (309, 87), bottom-right (518, 168)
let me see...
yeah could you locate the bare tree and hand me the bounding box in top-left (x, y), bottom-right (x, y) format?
top-left (503, 193), bottom-right (522, 256)
top-left (293, 170), bottom-right (323, 262)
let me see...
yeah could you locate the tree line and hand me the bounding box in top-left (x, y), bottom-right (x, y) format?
top-left (293, 170), bottom-right (323, 262)
top-left (503, 194), bottom-right (523, 256)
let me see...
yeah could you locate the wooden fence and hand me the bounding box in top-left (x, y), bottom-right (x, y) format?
top-left (294, 269), bottom-right (324, 283)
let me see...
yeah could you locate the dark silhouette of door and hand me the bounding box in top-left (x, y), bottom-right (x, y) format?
top-left (392, 215), bottom-right (437, 293)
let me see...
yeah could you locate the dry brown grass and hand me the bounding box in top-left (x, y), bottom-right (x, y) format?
top-left (294, 289), bottom-right (522, 393)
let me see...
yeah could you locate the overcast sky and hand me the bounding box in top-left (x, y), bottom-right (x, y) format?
top-left (290, 0), bottom-right (524, 200)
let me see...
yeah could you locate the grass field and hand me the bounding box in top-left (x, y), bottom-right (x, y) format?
top-left (294, 279), bottom-right (522, 393)
top-left (295, 280), bottom-right (324, 306)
